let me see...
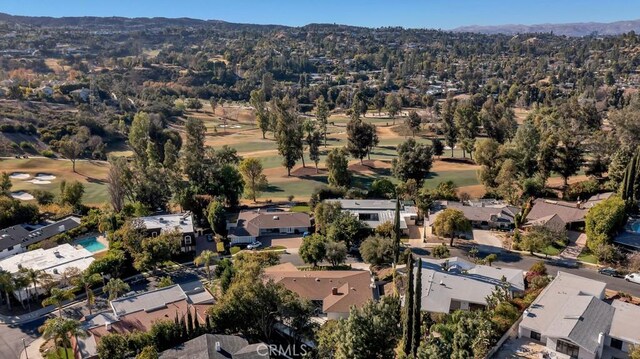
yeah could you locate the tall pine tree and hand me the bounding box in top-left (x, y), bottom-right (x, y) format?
top-left (402, 252), bottom-right (414, 356)
top-left (411, 258), bottom-right (422, 356)
top-left (393, 198), bottom-right (401, 263)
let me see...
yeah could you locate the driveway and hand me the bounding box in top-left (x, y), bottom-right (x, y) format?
top-left (260, 234), bottom-right (303, 249)
top-left (471, 229), bottom-right (504, 253)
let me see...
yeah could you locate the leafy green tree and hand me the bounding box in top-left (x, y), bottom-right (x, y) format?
top-left (299, 234), bottom-right (327, 267)
top-left (474, 139), bottom-right (502, 188)
top-left (360, 236), bottom-right (394, 266)
top-left (59, 180), bottom-right (85, 208)
top-left (432, 208), bottom-right (471, 246)
top-left (0, 172), bottom-right (11, 195)
top-left (59, 135), bottom-right (87, 173)
top-left (326, 147), bottom-right (351, 187)
top-left (417, 310), bottom-right (494, 359)
top-left (432, 138), bottom-right (445, 158)
top-left (206, 200), bottom-right (227, 236)
top-left (392, 138), bottom-right (433, 185)
top-left (373, 91), bottom-right (385, 115)
top-left (369, 178), bottom-right (396, 199)
top-left (42, 288), bottom-right (75, 317)
top-left (325, 240), bottom-right (347, 266)
top-left (485, 253), bottom-right (498, 267)
top-left (315, 96), bottom-right (330, 147)
top-left (273, 97), bottom-right (304, 176)
top-left (238, 158), bottom-right (268, 202)
top-left (454, 100), bottom-right (479, 159)
top-left (432, 244), bottom-right (450, 259)
top-left (314, 201), bottom-right (343, 235)
top-left (346, 117), bottom-right (378, 164)
top-left (520, 226), bottom-right (557, 256)
top-left (40, 317), bottom-right (87, 359)
top-left (496, 159), bottom-right (519, 204)
top-left (513, 119), bottom-right (541, 177)
top-left (308, 130), bottom-right (322, 172)
top-left (0, 270), bottom-right (14, 311)
top-left (326, 212), bottom-right (366, 247)
top-left (157, 276), bottom-right (174, 288)
top-left (97, 333), bottom-right (129, 359)
top-left (585, 196), bottom-right (627, 252)
top-left (134, 231), bottom-right (182, 271)
top-left (441, 96), bottom-right (458, 157)
top-left (250, 89), bottom-right (271, 139)
top-left (182, 117), bottom-right (207, 183)
top-left (375, 220), bottom-right (395, 238)
top-left (104, 278), bottom-right (130, 300)
top-left (136, 346), bottom-right (159, 359)
top-left (385, 93), bottom-right (402, 125)
top-left (406, 110), bottom-right (422, 136)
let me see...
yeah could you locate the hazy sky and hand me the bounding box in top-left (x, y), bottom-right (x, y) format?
top-left (3, 0), bottom-right (640, 29)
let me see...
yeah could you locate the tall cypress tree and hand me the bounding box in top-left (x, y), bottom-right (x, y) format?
top-left (411, 258), bottom-right (423, 356)
top-left (402, 252), bottom-right (414, 356)
top-left (393, 198), bottom-right (401, 263)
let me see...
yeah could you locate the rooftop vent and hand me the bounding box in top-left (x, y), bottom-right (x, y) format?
top-left (315, 278), bottom-right (320, 282)
top-left (215, 341), bottom-right (221, 352)
top-left (105, 321), bottom-right (112, 331)
top-left (331, 287), bottom-right (338, 295)
top-left (273, 216), bottom-right (279, 220)
top-left (439, 280), bottom-right (445, 286)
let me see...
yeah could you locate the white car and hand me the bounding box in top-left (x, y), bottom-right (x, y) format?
top-left (625, 273), bottom-right (640, 284)
top-left (247, 241), bottom-right (262, 250)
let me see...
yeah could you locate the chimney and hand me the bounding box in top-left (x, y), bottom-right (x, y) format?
top-left (331, 287), bottom-right (338, 295)
top-left (598, 332), bottom-right (604, 345)
top-left (439, 280), bottom-right (444, 286)
top-left (576, 201), bottom-right (581, 209)
top-left (105, 321), bottom-right (112, 331)
top-left (215, 341), bottom-right (221, 352)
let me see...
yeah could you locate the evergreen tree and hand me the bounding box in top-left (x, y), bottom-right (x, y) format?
top-left (273, 97), bottom-right (304, 176)
top-left (402, 252), bottom-right (414, 356)
top-left (186, 308), bottom-right (194, 338)
top-left (315, 96), bottom-right (330, 147)
top-left (393, 198), bottom-right (401, 263)
top-left (411, 258), bottom-right (423, 356)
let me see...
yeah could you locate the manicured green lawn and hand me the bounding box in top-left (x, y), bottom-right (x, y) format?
top-left (578, 249), bottom-right (598, 264)
top-left (46, 347), bottom-right (74, 359)
top-left (290, 204), bottom-right (311, 213)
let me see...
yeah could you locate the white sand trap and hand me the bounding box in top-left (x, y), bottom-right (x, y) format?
top-left (9, 172), bottom-right (30, 180)
top-left (26, 179), bottom-right (52, 184)
top-left (11, 191), bottom-right (34, 201)
top-left (35, 173), bottom-right (56, 181)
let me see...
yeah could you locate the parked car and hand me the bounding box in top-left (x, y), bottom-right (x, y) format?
top-left (247, 241), bottom-right (262, 250)
top-left (302, 231), bottom-right (310, 238)
top-left (625, 273), bottom-right (640, 284)
top-left (598, 267), bottom-right (620, 277)
top-left (548, 258), bottom-right (579, 269)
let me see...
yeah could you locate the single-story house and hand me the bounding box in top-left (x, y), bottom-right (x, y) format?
top-left (228, 210), bottom-right (311, 244)
top-left (0, 243), bottom-right (94, 300)
top-left (0, 216), bottom-right (82, 260)
top-left (264, 262), bottom-right (376, 319)
top-left (414, 257), bottom-right (524, 314)
top-left (137, 213), bottom-right (196, 252)
top-left (429, 200), bottom-right (518, 230)
top-left (160, 334), bottom-right (268, 359)
top-left (524, 194), bottom-right (613, 230)
top-left (518, 271), bottom-right (640, 359)
top-left (74, 284), bottom-right (214, 359)
top-left (324, 199), bottom-right (418, 234)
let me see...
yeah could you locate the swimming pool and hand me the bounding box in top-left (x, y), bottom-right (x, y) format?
top-left (76, 237), bottom-right (107, 253)
top-left (628, 220), bottom-right (640, 233)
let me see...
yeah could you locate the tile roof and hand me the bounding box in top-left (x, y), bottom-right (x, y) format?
top-left (230, 210), bottom-right (310, 238)
top-left (264, 264), bottom-right (374, 313)
top-left (526, 199), bottom-right (586, 225)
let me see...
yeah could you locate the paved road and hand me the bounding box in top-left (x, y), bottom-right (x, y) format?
top-left (411, 246), bottom-right (640, 297)
top-left (0, 316), bottom-right (47, 359)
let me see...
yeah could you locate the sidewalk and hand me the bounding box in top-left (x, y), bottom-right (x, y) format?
top-left (20, 337), bottom-right (44, 359)
top-left (559, 232), bottom-right (587, 259)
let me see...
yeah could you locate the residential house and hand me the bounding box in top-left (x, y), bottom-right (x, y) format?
top-left (0, 243), bottom-right (94, 299)
top-left (324, 199), bottom-right (418, 234)
top-left (415, 257), bottom-right (524, 314)
top-left (263, 263), bottom-right (376, 319)
top-left (524, 193), bottom-right (614, 230)
top-left (429, 200), bottom-right (518, 231)
top-left (74, 284), bottom-right (214, 359)
top-left (138, 213), bottom-right (196, 252)
top-left (228, 210), bottom-right (311, 245)
top-left (160, 334), bottom-right (268, 359)
top-left (518, 271), bottom-right (640, 359)
top-left (0, 216), bottom-right (82, 259)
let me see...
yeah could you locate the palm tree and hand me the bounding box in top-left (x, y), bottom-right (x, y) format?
top-left (73, 273), bottom-right (102, 316)
top-left (42, 288), bottom-right (75, 318)
top-left (12, 275), bottom-right (29, 310)
top-left (21, 268), bottom-right (45, 301)
top-left (40, 317), bottom-right (87, 359)
top-left (104, 278), bottom-right (130, 301)
top-left (0, 270), bottom-right (13, 311)
top-left (194, 250), bottom-right (217, 282)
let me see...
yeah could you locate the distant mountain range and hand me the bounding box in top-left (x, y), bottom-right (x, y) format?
top-left (453, 19), bottom-right (640, 37)
top-left (0, 12), bottom-right (639, 37)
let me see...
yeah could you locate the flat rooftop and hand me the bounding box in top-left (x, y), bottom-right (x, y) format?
top-left (0, 243), bottom-right (94, 277)
top-left (138, 213), bottom-right (194, 234)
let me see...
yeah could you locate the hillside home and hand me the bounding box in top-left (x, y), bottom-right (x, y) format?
top-left (0, 216), bottom-right (82, 259)
top-left (228, 210), bottom-right (311, 244)
top-left (138, 213), bottom-right (196, 252)
top-left (518, 272), bottom-right (640, 359)
top-left (264, 263), bottom-right (376, 319)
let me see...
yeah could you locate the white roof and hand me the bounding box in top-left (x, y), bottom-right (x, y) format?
top-left (417, 257), bottom-right (524, 314)
top-left (138, 213), bottom-right (194, 234)
top-left (610, 300), bottom-right (640, 345)
top-left (0, 243), bottom-right (94, 278)
top-left (111, 285), bottom-right (187, 317)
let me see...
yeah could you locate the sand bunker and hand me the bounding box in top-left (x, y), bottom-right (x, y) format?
top-left (11, 191), bottom-right (35, 201)
top-left (9, 172), bottom-right (30, 180)
top-left (26, 179), bottom-right (52, 185)
top-left (34, 173), bottom-right (56, 181)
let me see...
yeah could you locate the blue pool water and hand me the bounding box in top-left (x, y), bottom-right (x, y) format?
top-left (76, 237), bottom-right (106, 253)
top-left (629, 221), bottom-right (640, 233)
